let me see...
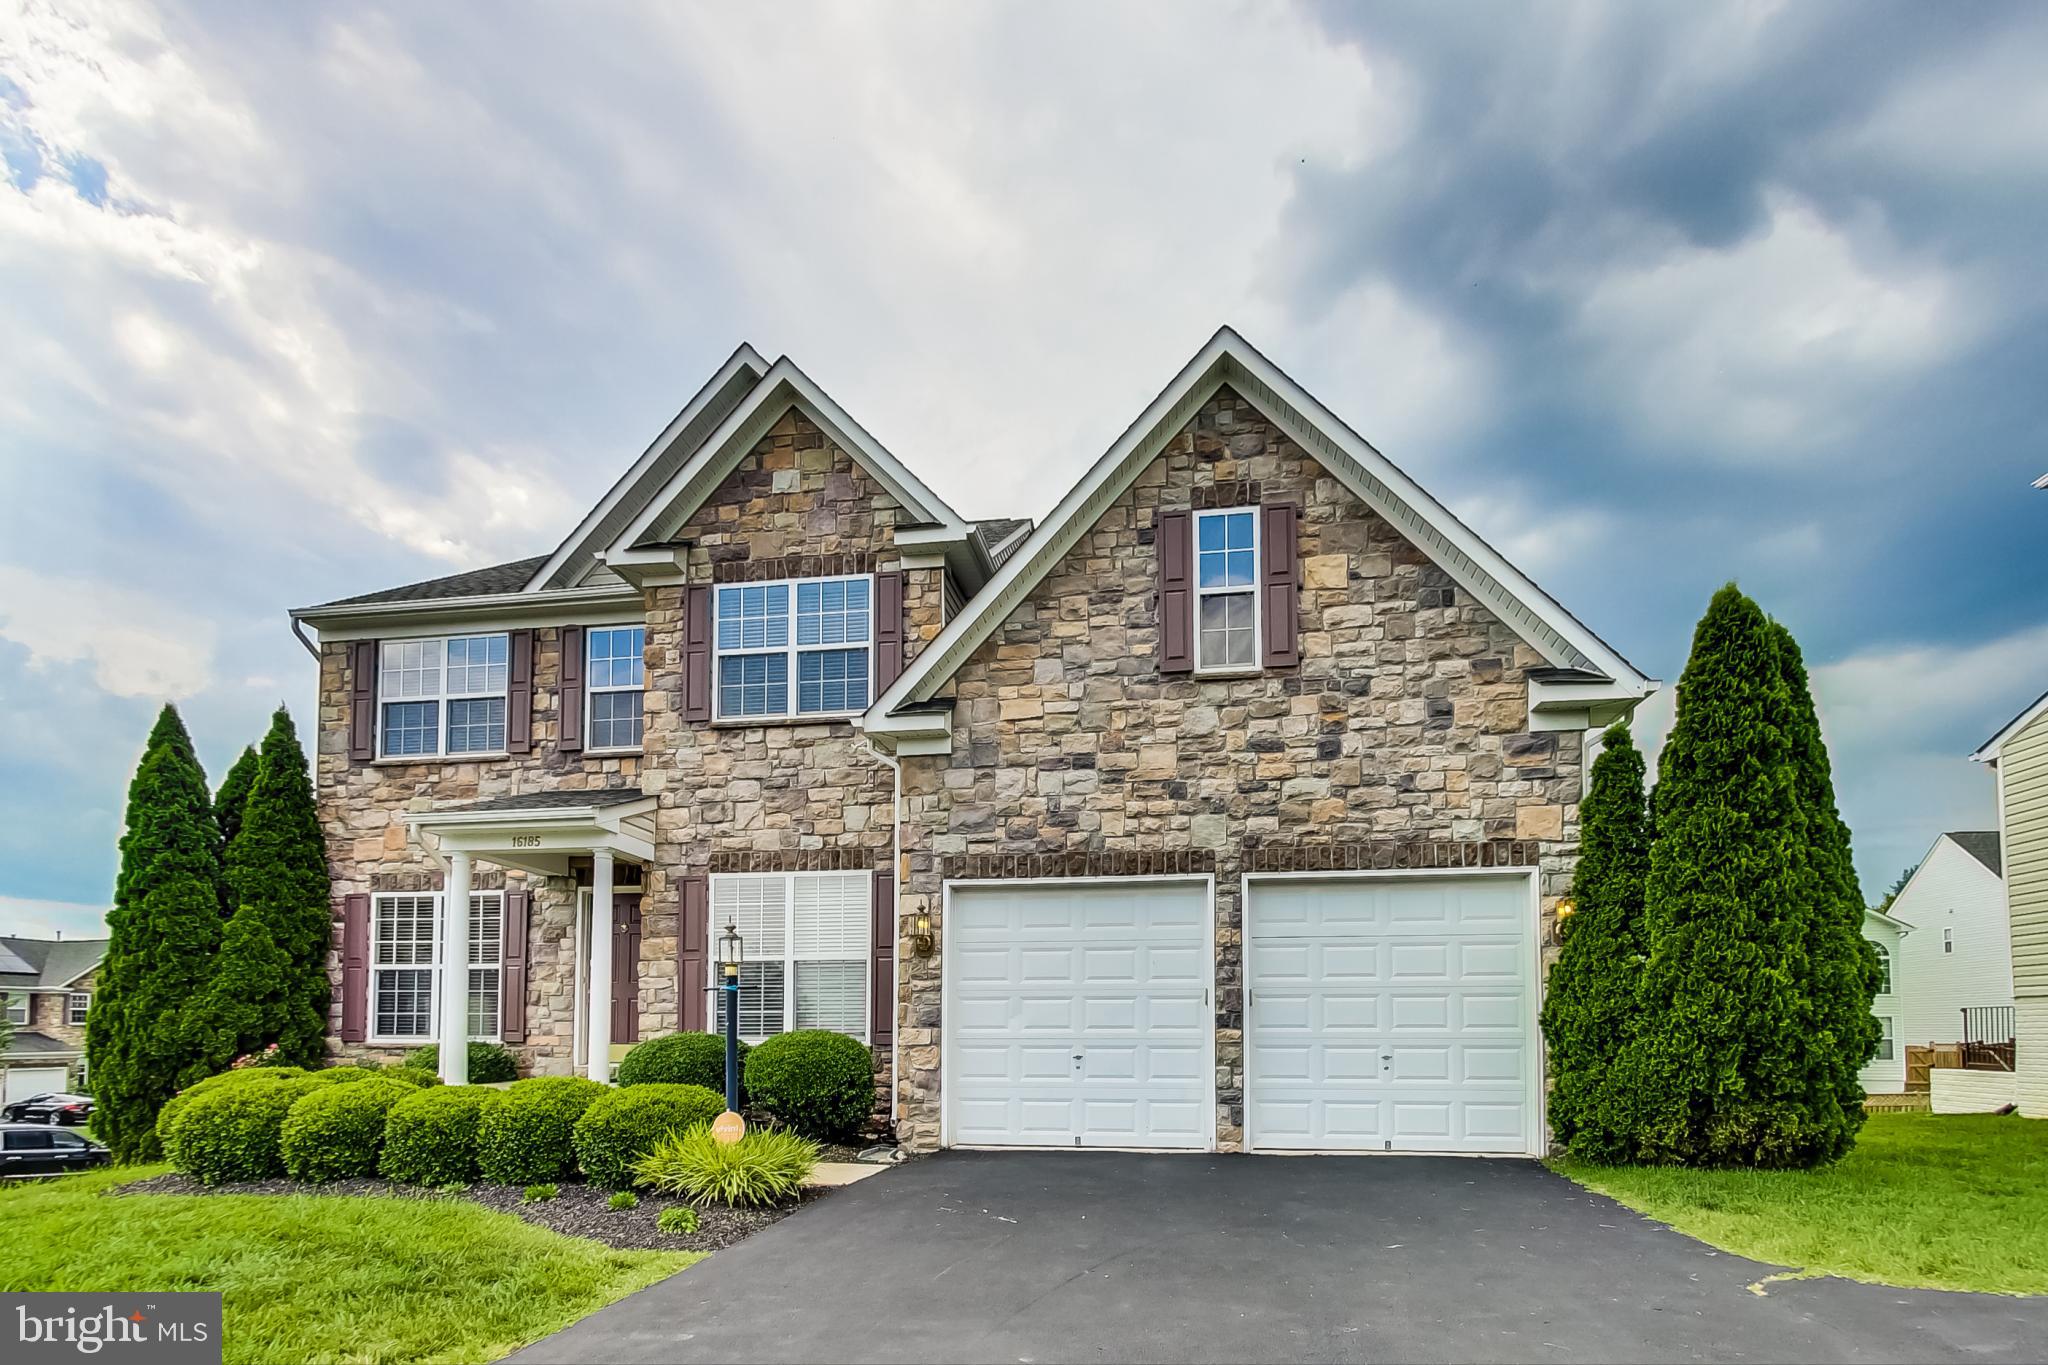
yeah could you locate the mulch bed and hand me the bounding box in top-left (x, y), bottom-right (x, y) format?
top-left (116, 1171), bottom-right (828, 1253)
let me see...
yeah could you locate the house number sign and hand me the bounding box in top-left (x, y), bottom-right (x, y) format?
top-left (509, 834), bottom-right (542, 848)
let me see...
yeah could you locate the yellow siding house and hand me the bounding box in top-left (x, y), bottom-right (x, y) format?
top-left (1976, 689), bottom-right (2048, 1117)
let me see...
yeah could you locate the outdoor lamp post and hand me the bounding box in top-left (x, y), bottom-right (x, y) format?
top-left (718, 919), bottom-right (744, 1115)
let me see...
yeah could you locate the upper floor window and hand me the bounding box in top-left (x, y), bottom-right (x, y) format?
top-left (587, 626), bottom-right (646, 751)
top-left (67, 992), bottom-right (90, 1026)
top-left (714, 577), bottom-right (872, 721)
top-left (369, 891), bottom-right (504, 1043)
top-left (1872, 944), bottom-right (1891, 995)
top-left (1195, 508), bottom-right (1258, 671)
top-left (709, 871), bottom-right (869, 1042)
top-left (379, 634), bottom-right (509, 758)
top-left (3, 992), bottom-right (24, 1027)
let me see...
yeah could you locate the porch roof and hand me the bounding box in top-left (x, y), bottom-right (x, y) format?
top-left (401, 789), bottom-right (657, 878)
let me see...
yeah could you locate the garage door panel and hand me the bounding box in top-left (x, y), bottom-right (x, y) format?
top-left (947, 881), bottom-right (1210, 1150)
top-left (1247, 876), bottom-right (1533, 1155)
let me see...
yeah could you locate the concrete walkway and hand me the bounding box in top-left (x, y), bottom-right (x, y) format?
top-left (511, 1151), bottom-right (2048, 1364)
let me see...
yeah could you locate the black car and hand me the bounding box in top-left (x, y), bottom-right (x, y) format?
top-left (0, 1123), bottom-right (110, 1177)
top-left (1, 1092), bottom-right (94, 1126)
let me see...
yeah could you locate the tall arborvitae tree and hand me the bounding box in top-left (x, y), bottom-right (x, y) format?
top-left (195, 708), bottom-right (333, 1071)
top-left (1539, 723), bottom-right (1651, 1160)
top-left (1771, 620), bottom-right (1883, 1135)
top-left (212, 746), bottom-right (259, 917)
top-left (1612, 585), bottom-right (1856, 1168)
top-left (87, 705), bottom-right (223, 1161)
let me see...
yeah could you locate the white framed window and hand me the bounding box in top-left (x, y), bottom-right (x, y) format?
top-left (709, 871), bottom-right (869, 1042)
top-left (1944, 928), bottom-right (1954, 955)
top-left (1194, 507), bottom-right (1259, 671)
top-left (369, 892), bottom-right (504, 1042)
top-left (1872, 944), bottom-right (1891, 995)
top-left (586, 625), bottom-right (646, 751)
top-left (379, 635), bottom-right (510, 758)
top-left (1875, 1015), bottom-right (1895, 1062)
top-left (3, 993), bottom-right (24, 1027)
top-left (714, 577), bottom-right (873, 721)
top-left (67, 992), bottom-right (89, 1026)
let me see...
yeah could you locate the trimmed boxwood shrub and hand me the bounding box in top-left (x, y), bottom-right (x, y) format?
top-left (280, 1078), bottom-right (414, 1182)
top-left (380, 1085), bottom-right (503, 1186)
top-left (406, 1042), bottom-right (517, 1084)
top-left (156, 1066), bottom-right (309, 1164)
top-left (572, 1083), bottom-right (725, 1189)
top-left (621, 1032), bottom-right (747, 1095)
top-left (617, 1032), bottom-right (748, 1096)
top-left (169, 1075), bottom-right (326, 1184)
top-left (475, 1076), bottom-right (606, 1185)
top-left (744, 1031), bottom-right (874, 1140)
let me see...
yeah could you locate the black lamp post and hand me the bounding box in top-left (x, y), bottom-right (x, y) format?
top-left (718, 919), bottom-right (743, 1113)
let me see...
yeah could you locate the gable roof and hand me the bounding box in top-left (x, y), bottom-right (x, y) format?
top-left (1945, 830), bottom-right (2002, 877)
top-left (325, 556), bottom-right (551, 608)
top-left (865, 326), bottom-right (1655, 728)
top-left (1974, 687), bottom-right (2048, 762)
top-left (0, 936), bottom-right (106, 992)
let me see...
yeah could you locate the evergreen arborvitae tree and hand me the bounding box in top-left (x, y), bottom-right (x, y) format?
top-left (1539, 723), bottom-right (1650, 1160)
top-left (212, 746), bottom-right (259, 917)
top-left (1612, 585), bottom-right (1858, 1168)
top-left (196, 708), bottom-right (333, 1071)
top-left (1771, 620), bottom-right (1883, 1135)
top-left (87, 705), bottom-right (223, 1161)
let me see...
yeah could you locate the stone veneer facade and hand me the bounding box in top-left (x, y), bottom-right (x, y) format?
top-left (318, 408), bottom-right (936, 1105)
top-left (889, 389), bottom-right (1583, 1152)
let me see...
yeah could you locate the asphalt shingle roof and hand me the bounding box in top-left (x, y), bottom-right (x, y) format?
top-left (440, 789), bottom-right (648, 815)
top-left (975, 518), bottom-right (1032, 569)
top-left (322, 556), bottom-right (550, 608)
top-left (3, 1030), bottom-right (80, 1059)
top-left (1946, 830), bottom-right (2002, 878)
top-left (0, 936), bottom-right (105, 992)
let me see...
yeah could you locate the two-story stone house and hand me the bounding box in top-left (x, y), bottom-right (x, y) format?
top-left (1, 936), bottom-right (104, 1102)
top-left (293, 328), bottom-right (1655, 1156)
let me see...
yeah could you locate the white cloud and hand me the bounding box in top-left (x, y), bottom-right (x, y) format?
top-left (0, 895), bottom-right (109, 940)
top-left (0, 566), bottom-right (215, 698)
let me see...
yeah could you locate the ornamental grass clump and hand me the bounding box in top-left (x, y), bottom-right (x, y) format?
top-left (633, 1125), bottom-right (818, 1208)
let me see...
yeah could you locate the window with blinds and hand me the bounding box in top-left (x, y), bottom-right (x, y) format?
top-left (710, 871), bottom-right (870, 1042)
top-left (370, 891), bottom-right (504, 1043)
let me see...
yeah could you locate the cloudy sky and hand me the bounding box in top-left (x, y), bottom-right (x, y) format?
top-left (2, 1), bottom-right (2044, 937)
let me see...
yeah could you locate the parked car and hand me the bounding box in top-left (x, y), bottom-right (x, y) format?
top-left (0, 1123), bottom-right (110, 1177)
top-left (1, 1092), bottom-right (94, 1126)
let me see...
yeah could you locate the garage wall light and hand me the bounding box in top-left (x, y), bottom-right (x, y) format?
top-left (908, 909), bottom-right (936, 958)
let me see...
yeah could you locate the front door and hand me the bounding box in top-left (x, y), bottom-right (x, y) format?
top-left (611, 895), bottom-right (643, 1044)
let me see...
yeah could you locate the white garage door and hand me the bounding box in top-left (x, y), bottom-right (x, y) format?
top-left (5, 1066), bottom-right (69, 1105)
top-left (1246, 875), bottom-right (1535, 1155)
top-left (947, 880), bottom-right (1210, 1149)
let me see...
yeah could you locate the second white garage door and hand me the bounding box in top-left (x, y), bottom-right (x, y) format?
top-left (1246, 874), bottom-right (1537, 1155)
top-left (946, 880), bottom-right (1210, 1149)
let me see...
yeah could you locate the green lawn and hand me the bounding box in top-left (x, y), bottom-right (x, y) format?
top-left (0, 1166), bottom-right (696, 1364)
top-left (1553, 1112), bottom-right (2048, 1294)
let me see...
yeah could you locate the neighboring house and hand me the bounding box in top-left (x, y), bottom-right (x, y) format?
top-left (1976, 690), bottom-right (2048, 1117)
top-left (0, 936), bottom-right (105, 1103)
top-left (291, 327), bottom-right (1656, 1156)
top-left (1860, 907), bottom-right (1909, 1094)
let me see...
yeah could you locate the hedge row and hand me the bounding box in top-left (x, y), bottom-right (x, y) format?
top-left (618, 1030), bottom-right (873, 1141)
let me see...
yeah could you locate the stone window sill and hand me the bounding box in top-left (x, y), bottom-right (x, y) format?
top-left (371, 753), bottom-right (509, 767)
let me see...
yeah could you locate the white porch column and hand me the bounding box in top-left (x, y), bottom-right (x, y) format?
top-left (439, 852), bottom-right (471, 1086)
top-left (587, 848), bottom-right (614, 1083)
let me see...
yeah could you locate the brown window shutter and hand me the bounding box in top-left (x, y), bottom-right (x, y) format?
top-left (870, 868), bottom-right (895, 1047)
top-left (500, 890), bottom-right (530, 1042)
top-left (558, 626), bottom-right (585, 752)
top-left (505, 630), bottom-right (535, 754)
top-left (347, 642), bottom-right (378, 761)
top-left (1157, 509), bottom-right (1194, 673)
top-left (339, 893), bottom-right (370, 1042)
top-left (874, 571), bottom-right (906, 693)
top-left (611, 896), bottom-right (643, 1044)
top-left (682, 584), bottom-right (713, 722)
top-left (677, 876), bottom-right (708, 1031)
top-left (1260, 502), bottom-right (1301, 668)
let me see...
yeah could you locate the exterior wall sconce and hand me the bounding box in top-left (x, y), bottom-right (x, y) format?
top-left (1548, 897), bottom-right (1575, 948)
top-left (907, 910), bottom-right (936, 958)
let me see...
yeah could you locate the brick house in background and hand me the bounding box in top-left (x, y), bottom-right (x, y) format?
top-left (1, 936), bottom-right (104, 1102)
top-left (292, 328), bottom-right (1656, 1155)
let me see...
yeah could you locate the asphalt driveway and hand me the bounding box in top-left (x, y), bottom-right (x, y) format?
top-left (510, 1151), bottom-right (2048, 1364)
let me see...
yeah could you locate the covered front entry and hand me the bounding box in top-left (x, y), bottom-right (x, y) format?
top-left (1244, 871), bottom-right (1539, 1155)
top-left (401, 789), bottom-right (655, 1085)
top-left (943, 878), bottom-right (1212, 1150)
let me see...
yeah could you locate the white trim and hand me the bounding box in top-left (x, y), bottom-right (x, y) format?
top-left (937, 874), bottom-right (1217, 1153)
top-left (711, 574), bottom-right (877, 724)
top-left (706, 870), bottom-right (873, 1045)
top-left (1239, 866), bottom-right (1544, 1159)
top-left (526, 343), bottom-right (770, 592)
top-left (867, 326), bottom-right (1656, 734)
top-left (291, 585), bottom-right (642, 640)
top-left (1193, 506), bottom-right (1261, 675)
top-left (1974, 688), bottom-right (2048, 762)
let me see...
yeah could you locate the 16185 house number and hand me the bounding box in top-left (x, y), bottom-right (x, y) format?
top-left (508, 834), bottom-right (542, 848)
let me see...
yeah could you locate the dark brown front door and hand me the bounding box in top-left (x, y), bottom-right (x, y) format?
top-left (611, 894), bottom-right (643, 1044)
